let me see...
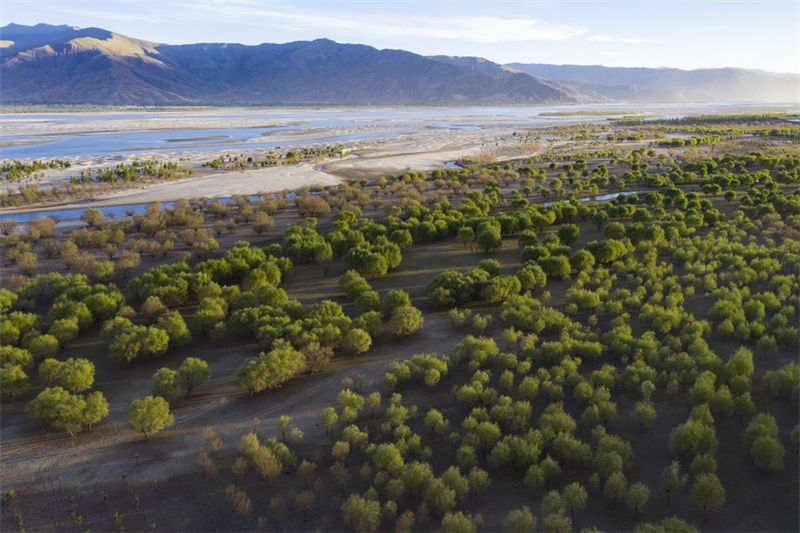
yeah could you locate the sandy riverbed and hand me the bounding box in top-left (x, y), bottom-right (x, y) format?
top-left (0, 116), bottom-right (528, 212)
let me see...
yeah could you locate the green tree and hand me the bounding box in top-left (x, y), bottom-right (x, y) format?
top-left (39, 357), bottom-right (94, 393)
top-left (341, 494), bottom-right (381, 532)
top-left (603, 472), bottom-right (628, 504)
top-left (441, 511), bottom-right (480, 533)
top-left (157, 311), bottom-right (192, 348)
top-left (631, 401), bottom-right (656, 432)
top-left (542, 513), bottom-right (572, 533)
top-left (561, 482), bottom-right (587, 522)
top-left (504, 506), bottom-right (536, 533)
top-left (25, 334), bottom-right (60, 360)
top-left (539, 255), bottom-right (572, 279)
top-left (557, 224), bottom-right (579, 245)
top-left (690, 473), bottom-right (725, 515)
top-left (277, 415), bottom-right (292, 441)
top-left (635, 517), bottom-right (698, 533)
top-left (236, 341), bottom-right (305, 395)
top-left (177, 357), bottom-right (211, 395)
top-left (457, 226), bottom-right (475, 248)
top-left (750, 435), bottom-right (785, 471)
top-left (27, 387), bottom-right (99, 436)
top-left (341, 328), bottom-right (372, 356)
top-left (129, 395), bottom-right (174, 440)
top-left (152, 367), bottom-right (180, 400)
top-left (83, 391), bottom-right (109, 430)
top-left (476, 228), bottom-right (502, 253)
top-left (626, 482), bottom-right (650, 517)
top-left (373, 443), bottom-right (404, 474)
top-left (47, 318), bottom-right (80, 345)
top-left (389, 306), bottom-right (424, 336)
top-left (382, 289), bottom-right (411, 318)
top-left (662, 460), bottom-right (687, 504)
top-left (321, 406), bottom-right (339, 435)
top-left (0, 365), bottom-right (28, 398)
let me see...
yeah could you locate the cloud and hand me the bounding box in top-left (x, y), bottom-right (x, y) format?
top-left (183, 1), bottom-right (585, 43)
top-left (588, 34), bottom-right (664, 45)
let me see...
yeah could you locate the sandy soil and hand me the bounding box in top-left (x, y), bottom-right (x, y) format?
top-left (83, 164), bottom-right (342, 206)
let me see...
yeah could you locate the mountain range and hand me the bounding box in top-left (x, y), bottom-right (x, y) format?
top-left (1, 23), bottom-right (797, 106)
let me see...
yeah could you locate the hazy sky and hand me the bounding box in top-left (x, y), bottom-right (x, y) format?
top-left (3, 0), bottom-right (799, 73)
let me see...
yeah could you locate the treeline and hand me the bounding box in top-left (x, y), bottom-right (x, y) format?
top-left (1, 159), bottom-right (71, 181)
top-left (614, 113), bottom-right (795, 126)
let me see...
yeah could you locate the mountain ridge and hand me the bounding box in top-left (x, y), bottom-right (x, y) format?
top-left (1, 23), bottom-right (797, 105)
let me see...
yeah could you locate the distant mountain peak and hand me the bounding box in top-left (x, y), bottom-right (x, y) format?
top-left (1, 23), bottom-right (796, 105)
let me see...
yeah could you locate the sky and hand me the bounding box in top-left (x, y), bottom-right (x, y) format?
top-left (2, 0), bottom-right (799, 74)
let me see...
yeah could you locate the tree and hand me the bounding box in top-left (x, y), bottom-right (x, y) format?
top-left (355, 291), bottom-right (381, 314)
top-left (516, 262), bottom-right (547, 291)
top-left (389, 306), bottom-right (424, 336)
top-left (48, 318), bottom-right (80, 345)
top-left (558, 224), bottom-right (579, 245)
top-left (424, 408), bottom-right (449, 436)
top-left (354, 311), bottom-right (382, 337)
top-left (25, 334), bottom-right (60, 360)
top-left (662, 460), bottom-right (687, 504)
top-left (635, 517), bottom-right (698, 533)
top-left (269, 415), bottom-right (290, 442)
top-left (236, 341), bottom-right (305, 395)
top-left (541, 490), bottom-right (564, 517)
top-left (321, 407), bottom-right (338, 435)
top-left (373, 443), bottom-right (404, 474)
top-left (441, 511), bottom-right (480, 533)
top-left (177, 357), bottom-right (211, 395)
top-left (742, 413), bottom-right (785, 471)
top-left (626, 482), bottom-right (650, 517)
top-left (631, 401), bottom-right (656, 432)
top-left (129, 396), bottom-right (174, 440)
top-left (81, 208), bottom-right (104, 227)
top-left (561, 482), bottom-right (587, 522)
top-left (140, 296), bottom-right (167, 320)
top-left (603, 472), bottom-right (628, 504)
top-left (539, 256), bottom-right (571, 279)
top-left (690, 473), bottom-right (725, 515)
top-left (504, 506), bottom-right (536, 533)
top-left (750, 435), bottom-right (785, 471)
top-left (569, 250), bottom-right (595, 273)
top-left (83, 391), bottom-right (109, 430)
top-left (342, 328), bottom-right (372, 356)
top-left (17, 251), bottom-right (38, 276)
top-left (152, 367), bottom-right (179, 400)
top-left (476, 228), bottom-right (502, 253)
top-left (467, 466), bottom-right (490, 496)
top-left (457, 226), bottom-right (475, 248)
top-left (382, 289), bottom-right (411, 318)
top-left (27, 387), bottom-right (97, 437)
top-left (341, 494), bottom-right (381, 532)
top-left (39, 357), bottom-right (94, 393)
top-left (252, 212), bottom-right (274, 234)
top-left (542, 513), bottom-right (572, 533)
top-left (1, 365), bottom-right (28, 398)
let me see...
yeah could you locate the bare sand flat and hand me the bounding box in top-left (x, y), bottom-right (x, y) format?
top-left (0, 107), bottom-right (552, 211)
top-left (84, 164), bottom-right (341, 206)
